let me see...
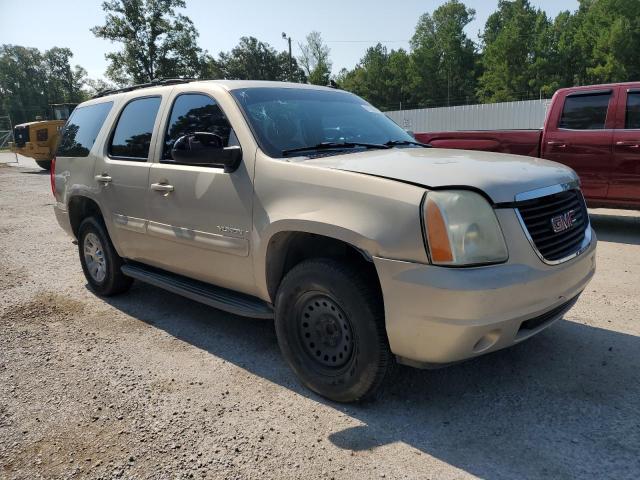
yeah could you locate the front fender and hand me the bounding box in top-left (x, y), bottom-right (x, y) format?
top-left (251, 152), bottom-right (429, 299)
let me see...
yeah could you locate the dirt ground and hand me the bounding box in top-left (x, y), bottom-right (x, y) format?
top-left (1, 154), bottom-right (639, 480)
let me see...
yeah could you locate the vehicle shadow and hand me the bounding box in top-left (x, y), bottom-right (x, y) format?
top-left (589, 211), bottom-right (640, 245)
top-left (102, 283), bottom-right (640, 480)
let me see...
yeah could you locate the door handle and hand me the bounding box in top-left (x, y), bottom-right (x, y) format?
top-left (94, 174), bottom-right (112, 183)
top-left (547, 141), bottom-right (567, 148)
top-left (150, 182), bottom-right (174, 193)
top-left (615, 140), bottom-right (640, 148)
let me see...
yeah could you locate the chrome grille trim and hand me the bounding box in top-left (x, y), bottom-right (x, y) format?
top-left (514, 181), bottom-right (593, 265)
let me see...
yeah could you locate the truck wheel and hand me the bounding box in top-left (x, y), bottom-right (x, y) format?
top-left (36, 160), bottom-right (51, 171)
top-left (275, 258), bottom-right (391, 402)
top-left (78, 217), bottom-right (132, 296)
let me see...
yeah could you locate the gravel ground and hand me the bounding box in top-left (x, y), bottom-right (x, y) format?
top-left (1, 154), bottom-right (639, 480)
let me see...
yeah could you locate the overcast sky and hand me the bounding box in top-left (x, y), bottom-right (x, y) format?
top-left (1, 0), bottom-right (579, 80)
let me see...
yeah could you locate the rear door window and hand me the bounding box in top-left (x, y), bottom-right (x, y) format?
top-left (558, 92), bottom-right (611, 130)
top-left (625, 92), bottom-right (640, 129)
top-left (109, 96), bottom-right (162, 160)
top-left (162, 93), bottom-right (233, 160)
top-left (57, 102), bottom-right (113, 157)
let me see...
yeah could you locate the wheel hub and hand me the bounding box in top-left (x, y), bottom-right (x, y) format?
top-left (298, 294), bottom-right (354, 368)
top-left (83, 232), bottom-right (106, 283)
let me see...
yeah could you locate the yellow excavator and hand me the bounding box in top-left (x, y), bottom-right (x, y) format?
top-left (9, 103), bottom-right (76, 170)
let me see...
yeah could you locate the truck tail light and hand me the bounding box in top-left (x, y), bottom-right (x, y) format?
top-left (50, 156), bottom-right (56, 196)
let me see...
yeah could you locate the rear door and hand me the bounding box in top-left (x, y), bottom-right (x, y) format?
top-left (93, 94), bottom-right (165, 261)
top-left (541, 89), bottom-right (616, 200)
top-left (143, 91), bottom-right (255, 294)
top-left (55, 100), bottom-right (114, 204)
top-left (610, 87), bottom-right (640, 207)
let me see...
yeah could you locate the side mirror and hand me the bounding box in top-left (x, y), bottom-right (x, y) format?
top-left (171, 132), bottom-right (242, 172)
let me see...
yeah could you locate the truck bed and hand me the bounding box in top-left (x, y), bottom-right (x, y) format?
top-left (415, 130), bottom-right (542, 158)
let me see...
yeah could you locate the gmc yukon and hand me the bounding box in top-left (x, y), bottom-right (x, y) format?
top-left (52, 80), bottom-right (596, 402)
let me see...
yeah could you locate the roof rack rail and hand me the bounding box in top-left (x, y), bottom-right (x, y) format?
top-left (91, 78), bottom-right (196, 99)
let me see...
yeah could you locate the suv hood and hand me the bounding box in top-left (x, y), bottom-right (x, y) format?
top-left (300, 148), bottom-right (577, 204)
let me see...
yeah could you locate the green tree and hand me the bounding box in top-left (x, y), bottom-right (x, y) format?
top-left (572, 0), bottom-right (640, 84)
top-left (299, 31), bottom-right (332, 85)
top-left (410, 0), bottom-right (479, 107)
top-left (549, 9), bottom-right (585, 88)
top-left (91, 0), bottom-right (210, 85)
top-left (85, 78), bottom-right (117, 96)
top-left (0, 45), bottom-right (87, 124)
top-left (338, 45), bottom-right (412, 110)
top-left (477, 0), bottom-right (553, 102)
top-left (216, 37), bottom-right (305, 82)
top-left (43, 48), bottom-right (87, 104)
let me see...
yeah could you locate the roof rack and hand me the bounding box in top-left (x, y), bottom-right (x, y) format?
top-left (91, 78), bottom-right (196, 99)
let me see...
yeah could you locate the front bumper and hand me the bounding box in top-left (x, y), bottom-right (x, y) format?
top-left (373, 209), bottom-right (597, 366)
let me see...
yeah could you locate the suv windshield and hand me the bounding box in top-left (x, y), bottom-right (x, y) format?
top-left (230, 87), bottom-right (414, 158)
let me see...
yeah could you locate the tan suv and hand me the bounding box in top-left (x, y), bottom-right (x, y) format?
top-left (52, 79), bottom-right (596, 402)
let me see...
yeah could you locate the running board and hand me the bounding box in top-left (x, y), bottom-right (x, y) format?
top-left (121, 262), bottom-right (274, 319)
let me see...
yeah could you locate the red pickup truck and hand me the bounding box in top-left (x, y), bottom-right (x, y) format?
top-left (416, 82), bottom-right (640, 210)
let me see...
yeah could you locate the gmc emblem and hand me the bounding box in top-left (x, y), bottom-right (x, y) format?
top-left (551, 209), bottom-right (577, 233)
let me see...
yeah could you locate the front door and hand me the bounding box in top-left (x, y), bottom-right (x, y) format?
top-left (92, 95), bottom-right (164, 261)
top-left (143, 92), bottom-right (255, 294)
top-left (610, 88), bottom-right (640, 207)
top-left (542, 89), bottom-right (616, 200)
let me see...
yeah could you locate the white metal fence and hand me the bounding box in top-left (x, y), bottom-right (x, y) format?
top-left (385, 99), bottom-right (551, 132)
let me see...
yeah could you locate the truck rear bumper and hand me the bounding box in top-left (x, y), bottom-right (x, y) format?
top-left (373, 234), bottom-right (596, 365)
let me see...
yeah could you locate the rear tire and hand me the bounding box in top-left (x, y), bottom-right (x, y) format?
top-left (36, 160), bottom-right (51, 170)
top-left (275, 258), bottom-right (391, 402)
top-left (78, 216), bottom-right (132, 296)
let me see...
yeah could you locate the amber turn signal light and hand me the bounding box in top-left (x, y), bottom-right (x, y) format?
top-left (425, 197), bottom-right (454, 263)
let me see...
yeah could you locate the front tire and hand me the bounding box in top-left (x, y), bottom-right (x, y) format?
top-left (36, 160), bottom-right (51, 170)
top-left (78, 217), bottom-right (132, 296)
top-left (275, 258), bottom-right (391, 402)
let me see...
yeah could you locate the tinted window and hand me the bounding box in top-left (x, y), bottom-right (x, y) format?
top-left (109, 97), bottom-right (161, 159)
top-left (625, 92), bottom-right (640, 129)
top-left (231, 87), bottom-right (413, 158)
top-left (163, 94), bottom-right (233, 159)
top-left (57, 102), bottom-right (113, 157)
top-left (559, 93), bottom-right (611, 130)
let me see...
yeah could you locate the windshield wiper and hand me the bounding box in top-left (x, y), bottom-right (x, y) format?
top-left (384, 139), bottom-right (432, 148)
top-left (282, 141), bottom-right (391, 156)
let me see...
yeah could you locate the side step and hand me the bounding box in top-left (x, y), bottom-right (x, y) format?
top-left (121, 262), bottom-right (274, 319)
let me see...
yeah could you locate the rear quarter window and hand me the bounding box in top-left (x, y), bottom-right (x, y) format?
top-left (56, 102), bottom-right (113, 157)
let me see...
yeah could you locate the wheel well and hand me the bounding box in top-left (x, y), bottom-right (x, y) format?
top-left (265, 232), bottom-right (381, 302)
top-left (68, 196), bottom-right (103, 238)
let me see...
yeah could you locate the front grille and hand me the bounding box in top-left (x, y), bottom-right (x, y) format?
top-left (517, 189), bottom-right (589, 262)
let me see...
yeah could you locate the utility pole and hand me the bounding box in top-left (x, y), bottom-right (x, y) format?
top-left (447, 66), bottom-right (451, 107)
top-left (282, 32), bottom-right (293, 81)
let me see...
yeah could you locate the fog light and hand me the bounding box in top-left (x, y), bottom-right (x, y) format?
top-left (472, 330), bottom-right (501, 353)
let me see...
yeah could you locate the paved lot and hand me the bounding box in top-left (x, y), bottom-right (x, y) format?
top-left (1, 153), bottom-right (639, 479)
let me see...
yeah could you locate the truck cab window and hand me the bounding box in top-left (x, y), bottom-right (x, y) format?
top-left (558, 93), bottom-right (611, 130)
top-left (625, 93), bottom-right (640, 129)
top-left (163, 94), bottom-right (233, 160)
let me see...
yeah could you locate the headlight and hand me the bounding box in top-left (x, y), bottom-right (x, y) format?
top-left (424, 190), bottom-right (508, 266)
